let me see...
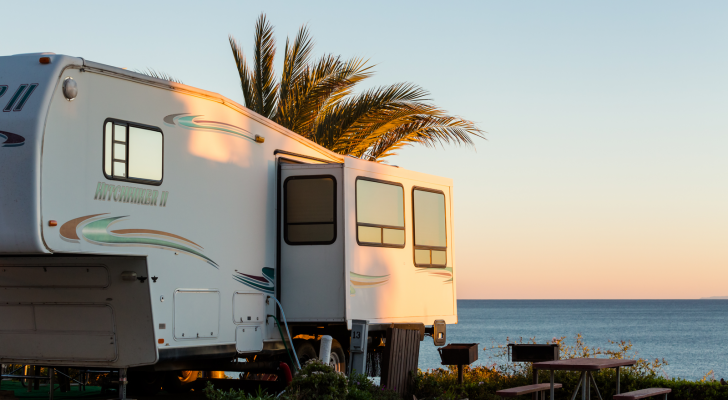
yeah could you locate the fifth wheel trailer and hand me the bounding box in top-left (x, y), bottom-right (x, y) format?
top-left (0, 52), bottom-right (456, 391)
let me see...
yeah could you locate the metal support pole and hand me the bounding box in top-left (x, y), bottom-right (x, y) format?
top-left (616, 366), bottom-right (620, 394)
top-left (26, 365), bottom-right (32, 393)
top-left (581, 371), bottom-right (587, 400)
top-left (589, 371), bottom-right (603, 400)
top-left (118, 368), bottom-right (127, 400)
top-left (586, 372), bottom-right (591, 400)
top-left (533, 365), bottom-right (539, 400)
top-left (48, 367), bottom-right (55, 400)
top-left (457, 365), bottom-right (464, 384)
top-left (34, 366), bottom-right (40, 390)
top-left (550, 370), bottom-right (555, 400)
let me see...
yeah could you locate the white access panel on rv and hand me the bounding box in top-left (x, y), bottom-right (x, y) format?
top-left (280, 157), bottom-right (458, 327)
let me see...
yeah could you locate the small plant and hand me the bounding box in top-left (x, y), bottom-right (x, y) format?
top-left (204, 381), bottom-right (276, 400)
top-left (285, 358), bottom-right (348, 400)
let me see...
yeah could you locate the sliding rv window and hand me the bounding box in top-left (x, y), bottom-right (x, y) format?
top-left (103, 119), bottom-right (163, 185)
top-left (356, 178), bottom-right (405, 248)
top-left (284, 176), bottom-right (336, 245)
top-left (413, 187), bottom-right (447, 268)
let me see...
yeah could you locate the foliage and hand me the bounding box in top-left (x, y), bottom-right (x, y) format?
top-left (284, 358), bottom-right (348, 400)
top-left (133, 68), bottom-right (184, 84)
top-left (346, 373), bottom-right (401, 400)
top-left (229, 14), bottom-right (484, 162)
top-left (486, 333), bottom-right (668, 378)
top-left (413, 334), bottom-right (727, 400)
top-left (204, 381), bottom-right (276, 400)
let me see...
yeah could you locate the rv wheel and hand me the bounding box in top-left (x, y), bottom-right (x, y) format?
top-left (294, 340), bottom-right (317, 365)
top-left (327, 339), bottom-right (347, 373)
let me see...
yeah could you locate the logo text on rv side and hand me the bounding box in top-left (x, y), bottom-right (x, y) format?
top-left (93, 182), bottom-right (169, 207)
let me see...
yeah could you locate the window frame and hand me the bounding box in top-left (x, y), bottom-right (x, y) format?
top-left (355, 176), bottom-right (406, 249)
top-left (412, 186), bottom-right (448, 268)
top-left (283, 174), bottom-right (338, 246)
top-left (102, 118), bottom-right (164, 186)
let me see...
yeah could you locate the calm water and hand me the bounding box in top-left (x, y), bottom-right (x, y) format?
top-left (418, 300), bottom-right (728, 381)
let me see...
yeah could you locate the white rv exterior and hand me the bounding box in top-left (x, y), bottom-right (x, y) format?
top-left (0, 53), bottom-right (457, 374)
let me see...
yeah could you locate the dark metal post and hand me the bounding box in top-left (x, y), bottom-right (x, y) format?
top-left (532, 364), bottom-right (539, 400)
top-left (48, 367), bottom-right (54, 400)
top-left (550, 370), bottom-right (555, 400)
top-left (616, 366), bottom-right (620, 394)
top-left (118, 368), bottom-right (127, 400)
top-left (457, 365), bottom-right (464, 384)
top-left (33, 366), bottom-right (40, 390)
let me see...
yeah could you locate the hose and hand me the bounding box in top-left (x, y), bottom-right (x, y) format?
top-left (269, 314), bottom-right (298, 372)
top-left (270, 296), bottom-right (301, 370)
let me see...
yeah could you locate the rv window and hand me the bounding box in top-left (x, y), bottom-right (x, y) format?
top-left (356, 178), bottom-right (405, 247)
top-left (103, 120), bottom-right (163, 185)
top-left (413, 188), bottom-right (447, 267)
top-left (284, 176), bottom-right (336, 245)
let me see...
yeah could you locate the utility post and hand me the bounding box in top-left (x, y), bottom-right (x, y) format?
top-left (348, 320), bottom-right (369, 376)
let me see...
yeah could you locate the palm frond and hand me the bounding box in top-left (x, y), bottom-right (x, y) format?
top-left (134, 68), bottom-right (184, 84)
top-left (252, 14), bottom-right (278, 118)
top-left (230, 14), bottom-right (484, 161)
top-left (229, 35), bottom-right (256, 111)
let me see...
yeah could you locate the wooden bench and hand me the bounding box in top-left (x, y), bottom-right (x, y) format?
top-left (613, 388), bottom-right (671, 400)
top-left (496, 383), bottom-right (562, 399)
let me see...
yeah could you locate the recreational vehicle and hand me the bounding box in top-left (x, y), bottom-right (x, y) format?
top-left (0, 53), bottom-right (456, 393)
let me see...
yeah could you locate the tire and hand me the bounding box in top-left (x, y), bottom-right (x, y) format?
top-left (164, 370), bottom-right (199, 393)
top-left (295, 340), bottom-right (318, 366)
top-left (326, 338), bottom-right (347, 373)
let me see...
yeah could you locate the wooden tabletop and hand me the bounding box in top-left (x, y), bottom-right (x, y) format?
top-left (533, 358), bottom-right (636, 371)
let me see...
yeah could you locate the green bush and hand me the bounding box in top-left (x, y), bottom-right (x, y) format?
top-left (412, 334), bottom-right (728, 400)
top-left (285, 358), bottom-right (348, 400)
top-left (204, 381), bottom-right (276, 400)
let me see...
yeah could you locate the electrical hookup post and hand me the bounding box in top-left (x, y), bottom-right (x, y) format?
top-left (348, 320), bottom-right (369, 376)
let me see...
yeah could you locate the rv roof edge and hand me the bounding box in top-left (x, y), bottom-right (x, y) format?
top-left (81, 59), bottom-right (344, 164)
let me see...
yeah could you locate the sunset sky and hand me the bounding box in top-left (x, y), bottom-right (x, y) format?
top-left (6, 1), bottom-right (726, 299)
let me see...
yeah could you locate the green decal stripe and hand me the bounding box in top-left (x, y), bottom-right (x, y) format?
top-left (0, 86), bottom-right (7, 98)
top-left (13, 83), bottom-right (38, 111)
top-left (262, 267), bottom-right (275, 282)
top-left (234, 275), bottom-right (274, 293)
top-left (176, 115), bottom-right (255, 141)
top-left (3, 84), bottom-right (27, 112)
top-left (350, 272), bottom-right (390, 280)
top-left (82, 216), bottom-right (218, 267)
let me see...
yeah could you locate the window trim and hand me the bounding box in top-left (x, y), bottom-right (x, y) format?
top-left (412, 186), bottom-right (448, 268)
top-left (283, 174), bottom-right (337, 246)
top-left (355, 176), bottom-right (406, 249)
top-left (102, 118), bottom-right (164, 186)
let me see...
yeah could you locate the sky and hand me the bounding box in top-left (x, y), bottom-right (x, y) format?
top-left (4, 1), bottom-right (726, 299)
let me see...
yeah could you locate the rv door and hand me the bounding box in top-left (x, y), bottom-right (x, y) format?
top-left (278, 163), bottom-right (345, 322)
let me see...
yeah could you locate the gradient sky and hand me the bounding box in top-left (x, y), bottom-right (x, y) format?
top-left (5, 1), bottom-right (726, 299)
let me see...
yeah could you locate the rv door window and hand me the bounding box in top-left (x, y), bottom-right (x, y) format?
top-left (413, 188), bottom-right (447, 267)
top-left (356, 178), bottom-right (405, 247)
top-left (103, 120), bottom-right (163, 185)
top-left (284, 176), bottom-right (336, 245)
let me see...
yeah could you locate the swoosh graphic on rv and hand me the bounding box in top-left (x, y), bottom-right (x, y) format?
top-left (233, 267), bottom-right (275, 294)
top-left (60, 214), bottom-right (217, 267)
top-left (164, 113), bottom-right (256, 141)
top-left (0, 130), bottom-right (25, 147)
top-left (349, 272), bottom-right (390, 295)
top-left (415, 266), bottom-right (453, 283)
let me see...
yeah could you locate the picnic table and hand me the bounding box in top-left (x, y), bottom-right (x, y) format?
top-left (533, 358), bottom-right (636, 400)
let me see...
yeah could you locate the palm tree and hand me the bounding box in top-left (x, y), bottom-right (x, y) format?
top-left (229, 14), bottom-right (484, 161)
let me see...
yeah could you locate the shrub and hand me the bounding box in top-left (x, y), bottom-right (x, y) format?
top-left (204, 381), bottom-right (276, 400)
top-left (285, 359), bottom-right (348, 400)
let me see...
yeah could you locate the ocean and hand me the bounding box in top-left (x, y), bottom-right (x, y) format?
top-left (417, 300), bottom-right (728, 381)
